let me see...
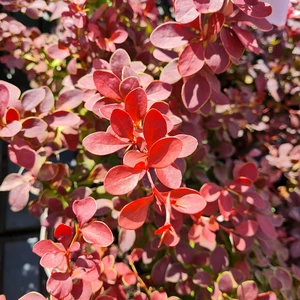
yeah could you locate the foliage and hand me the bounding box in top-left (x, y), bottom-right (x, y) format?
top-left (0, 0), bottom-right (299, 299)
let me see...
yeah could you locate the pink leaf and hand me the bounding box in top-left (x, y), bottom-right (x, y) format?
top-left (111, 109), bottom-right (134, 140)
top-left (81, 221), bottom-right (113, 246)
top-left (0, 121), bottom-right (22, 138)
top-left (175, 134), bottom-right (198, 158)
top-left (109, 48), bottom-right (131, 78)
top-left (73, 197), bottom-right (97, 228)
top-left (56, 89), bottom-right (83, 110)
top-left (237, 281), bottom-right (259, 300)
top-left (205, 42), bottom-right (230, 74)
top-left (93, 70), bottom-right (121, 100)
top-left (200, 182), bottom-right (222, 202)
top-left (143, 109), bottom-right (167, 149)
top-left (218, 190), bottom-right (233, 219)
top-left (21, 88), bottom-right (45, 111)
top-left (178, 42), bottom-right (205, 77)
top-left (104, 165), bottom-right (142, 195)
top-left (119, 229), bottom-right (136, 253)
top-left (173, 191), bottom-right (206, 214)
top-left (47, 44), bottom-right (70, 60)
top-left (156, 163), bottom-right (182, 189)
top-left (193, 0), bottom-right (224, 13)
top-left (47, 272), bottom-right (72, 299)
top-left (145, 81), bottom-right (172, 101)
top-left (120, 77), bottom-right (140, 98)
top-left (150, 22), bottom-right (196, 49)
top-left (124, 88), bottom-right (148, 124)
top-left (19, 292), bottom-right (47, 300)
top-left (123, 150), bottom-right (148, 168)
top-left (174, 0), bottom-right (199, 23)
top-left (0, 83), bottom-right (9, 116)
top-left (220, 27), bottom-right (245, 59)
top-left (160, 59), bottom-right (182, 84)
top-left (83, 132), bottom-right (129, 155)
top-left (119, 195), bottom-right (154, 230)
top-left (47, 111), bottom-right (80, 127)
top-left (109, 29), bottom-right (128, 44)
top-left (9, 182), bottom-right (31, 212)
top-left (148, 137), bottom-right (182, 169)
top-left (22, 117), bottom-right (48, 138)
top-left (182, 73), bottom-right (211, 112)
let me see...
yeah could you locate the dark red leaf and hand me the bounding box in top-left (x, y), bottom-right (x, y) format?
top-left (220, 27), bottom-right (245, 59)
top-left (205, 42), bottom-right (230, 74)
top-left (238, 162), bottom-right (258, 182)
top-left (235, 220), bottom-right (258, 237)
top-left (178, 42), bottom-right (205, 77)
top-left (182, 73), bottom-right (211, 112)
top-left (120, 77), bottom-right (140, 98)
top-left (207, 12), bottom-right (225, 36)
top-left (255, 213), bottom-right (277, 239)
top-left (232, 27), bottom-right (260, 54)
top-left (93, 70), bottom-right (121, 100)
top-left (232, 0), bottom-right (272, 19)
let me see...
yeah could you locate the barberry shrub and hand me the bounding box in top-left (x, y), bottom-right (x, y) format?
top-left (0, 0), bottom-right (299, 299)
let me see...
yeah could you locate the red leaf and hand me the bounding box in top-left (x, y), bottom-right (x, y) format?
top-left (83, 132), bottom-right (129, 155)
top-left (110, 48), bottom-right (131, 78)
top-left (73, 197), bottom-right (97, 228)
top-left (232, 27), bottom-right (260, 54)
top-left (156, 163), bottom-right (182, 189)
top-left (255, 213), bottom-right (277, 239)
top-left (229, 177), bottom-right (252, 193)
top-left (143, 109), bottom-right (167, 148)
top-left (182, 73), bottom-right (211, 112)
top-left (104, 165), bottom-right (142, 195)
top-left (150, 22), bottom-right (196, 49)
top-left (118, 195), bottom-right (154, 229)
top-left (220, 27), bottom-right (245, 59)
top-left (111, 109), bottom-right (134, 140)
top-left (81, 221), bottom-right (113, 246)
top-left (120, 77), bottom-right (140, 98)
top-left (0, 83), bottom-right (9, 116)
top-left (238, 162), bottom-right (258, 182)
top-left (200, 183), bottom-right (222, 202)
top-left (54, 224), bottom-right (73, 248)
top-left (124, 88), bottom-right (148, 124)
top-left (174, 0), bottom-right (199, 24)
top-left (4, 107), bottom-right (19, 123)
top-left (178, 42), bottom-right (205, 77)
top-left (93, 70), bottom-right (121, 100)
top-left (47, 272), bottom-right (72, 299)
top-left (109, 29), bottom-right (128, 44)
top-left (21, 88), bottom-right (45, 111)
top-left (145, 81), bottom-right (172, 101)
top-left (205, 42), bottom-right (230, 74)
top-left (235, 220), bottom-right (258, 237)
top-left (148, 137), bottom-right (182, 169)
top-left (193, 0), bottom-right (224, 13)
